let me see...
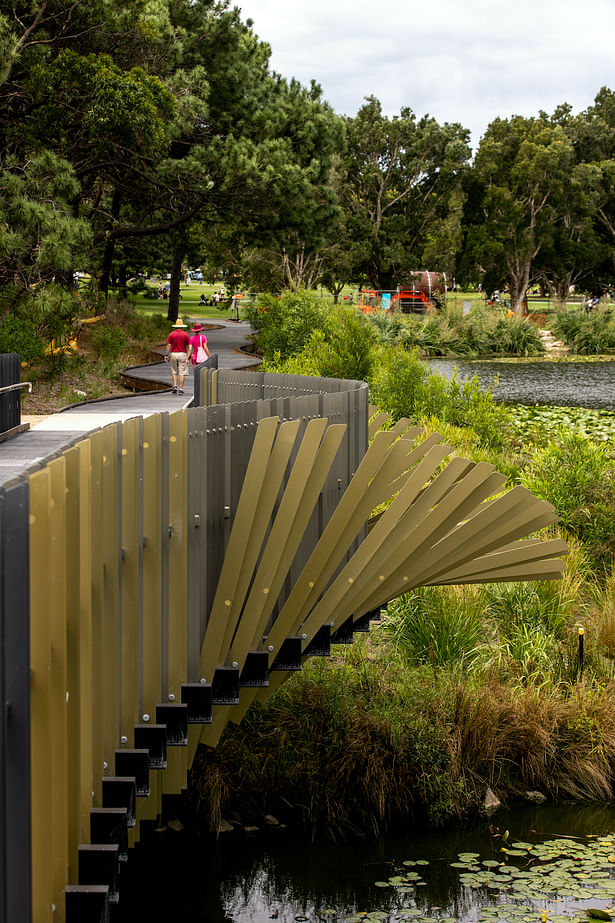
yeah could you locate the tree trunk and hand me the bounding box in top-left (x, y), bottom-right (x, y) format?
top-left (98, 187), bottom-right (122, 304)
top-left (118, 263), bottom-right (128, 301)
top-left (508, 257), bottom-right (532, 315)
top-left (167, 241), bottom-right (185, 322)
top-left (325, 281), bottom-right (345, 304)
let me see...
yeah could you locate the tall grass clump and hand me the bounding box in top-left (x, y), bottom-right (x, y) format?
top-left (367, 306), bottom-right (544, 358)
top-left (191, 655), bottom-right (463, 838)
top-left (384, 586), bottom-right (486, 669)
top-left (521, 432), bottom-right (615, 572)
top-left (553, 309), bottom-right (615, 354)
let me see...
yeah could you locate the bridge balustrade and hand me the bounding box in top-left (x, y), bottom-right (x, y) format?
top-left (0, 363), bottom-right (567, 923)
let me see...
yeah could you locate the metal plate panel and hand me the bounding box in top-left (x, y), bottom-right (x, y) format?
top-left (1, 482), bottom-right (31, 923)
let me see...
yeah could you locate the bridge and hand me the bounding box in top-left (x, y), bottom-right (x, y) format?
top-left (0, 322), bottom-right (567, 922)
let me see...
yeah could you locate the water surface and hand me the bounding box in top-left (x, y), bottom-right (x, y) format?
top-left (118, 802), bottom-right (615, 922)
top-left (428, 359), bottom-right (615, 409)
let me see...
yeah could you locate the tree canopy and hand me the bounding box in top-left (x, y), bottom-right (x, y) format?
top-left (0, 1), bottom-right (614, 333)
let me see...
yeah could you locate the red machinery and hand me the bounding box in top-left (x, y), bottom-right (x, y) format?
top-left (359, 272), bottom-right (447, 314)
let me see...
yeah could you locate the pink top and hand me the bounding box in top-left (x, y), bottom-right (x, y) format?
top-left (190, 333), bottom-right (208, 364)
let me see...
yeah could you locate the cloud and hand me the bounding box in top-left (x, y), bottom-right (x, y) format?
top-left (238, 0), bottom-right (615, 145)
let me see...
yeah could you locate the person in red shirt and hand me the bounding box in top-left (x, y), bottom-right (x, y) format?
top-left (164, 319), bottom-right (192, 393)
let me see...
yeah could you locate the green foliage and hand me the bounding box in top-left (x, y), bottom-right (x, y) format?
top-left (192, 654), bottom-right (462, 837)
top-left (553, 310), bottom-right (615, 354)
top-left (367, 307), bottom-right (544, 358)
top-left (0, 151), bottom-right (90, 297)
top-left (342, 96), bottom-right (470, 289)
top-left (90, 323), bottom-right (128, 366)
top-left (0, 312), bottom-right (43, 361)
top-left (245, 290), bottom-right (327, 361)
top-left (309, 306), bottom-right (377, 381)
top-left (385, 587), bottom-right (485, 668)
top-left (369, 345), bottom-right (510, 446)
top-left (521, 432), bottom-right (615, 571)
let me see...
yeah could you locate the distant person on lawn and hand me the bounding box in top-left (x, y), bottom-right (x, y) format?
top-left (164, 319), bottom-right (192, 394)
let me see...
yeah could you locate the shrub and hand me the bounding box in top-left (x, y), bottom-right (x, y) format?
top-left (316, 306), bottom-right (377, 381)
top-left (553, 310), bottom-right (615, 354)
top-left (91, 323), bottom-right (128, 365)
top-left (0, 312), bottom-right (44, 361)
top-left (369, 345), bottom-right (509, 447)
top-left (245, 290), bottom-right (327, 361)
top-left (521, 432), bottom-right (615, 571)
top-left (265, 305), bottom-right (377, 382)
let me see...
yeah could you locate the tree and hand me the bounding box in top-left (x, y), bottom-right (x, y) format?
top-left (341, 96), bottom-right (470, 290)
top-left (468, 114), bottom-right (577, 313)
top-left (0, 0), bottom-right (346, 327)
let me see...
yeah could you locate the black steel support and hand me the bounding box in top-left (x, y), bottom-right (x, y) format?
top-left (181, 683), bottom-right (213, 723)
top-left (331, 616), bottom-right (354, 645)
top-left (155, 704), bottom-right (188, 745)
top-left (304, 624), bottom-right (331, 657)
top-left (78, 844), bottom-right (119, 903)
top-left (239, 651), bottom-right (269, 687)
top-left (211, 666), bottom-right (240, 704)
top-left (270, 637), bottom-right (302, 671)
top-left (90, 808), bottom-right (128, 860)
top-left (102, 777), bottom-right (137, 827)
top-left (114, 749), bottom-right (150, 797)
top-left (0, 483), bottom-right (31, 923)
top-left (65, 885), bottom-right (109, 923)
top-left (133, 724), bottom-right (167, 769)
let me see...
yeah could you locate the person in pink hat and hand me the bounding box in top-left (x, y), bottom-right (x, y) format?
top-left (190, 322), bottom-right (210, 366)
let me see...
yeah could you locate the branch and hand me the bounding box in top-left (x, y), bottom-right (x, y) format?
top-left (92, 206), bottom-right (202, 245)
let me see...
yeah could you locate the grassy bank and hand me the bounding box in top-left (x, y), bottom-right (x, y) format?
top-left (190, 291), bottom-right (615, 840)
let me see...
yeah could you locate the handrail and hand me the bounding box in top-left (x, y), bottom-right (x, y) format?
top-left (0, 381), bottom-right (31, 395)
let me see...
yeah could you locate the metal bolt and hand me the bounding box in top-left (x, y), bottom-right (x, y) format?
top-left (169, 693), bottom-right (175, 701)
top-left (232, 661), bottom-right (238, 668)
top-left (200, 678), bottom-right (207, 684)
top-left (143, 714), bottom-right (150, 722)
top-left (103, 762), bottom-right (108, 771)
top-left (267, 645), bottom-right (274, 652)
top-left (120, 735), bottom-right (128, 745)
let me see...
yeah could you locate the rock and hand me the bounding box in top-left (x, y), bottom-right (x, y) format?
top-left (484, 786), bottom-right (502, 814)
top-left (216, 819), bottom-right (234, 834)
top-left (524, 790), bottom-right (547, 803)
top-left (263, 814), bottom-right (280, 826)
top-left (243, 825), bottom-right (260, 834)
top-left (167, 818), bottom-right (184, 832)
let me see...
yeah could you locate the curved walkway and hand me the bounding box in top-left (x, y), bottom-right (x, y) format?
top-left (0, 320), bottom-right (260, 486)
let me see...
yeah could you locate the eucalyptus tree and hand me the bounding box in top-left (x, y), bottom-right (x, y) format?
top-left (467, 114), bottom-right (577, 313)
top-left (341, 96), bottom-right (470, 290)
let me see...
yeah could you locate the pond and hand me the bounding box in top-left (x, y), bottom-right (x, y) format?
top-left (427, 359), bottom-right (615, 410)
top-left (118, 802), bottom-right (615, 923)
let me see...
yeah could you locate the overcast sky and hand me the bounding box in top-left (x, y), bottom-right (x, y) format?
top-left (236, 0), bottom-right (615, 148)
